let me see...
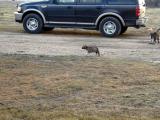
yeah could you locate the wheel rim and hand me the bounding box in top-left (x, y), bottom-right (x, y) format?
top-left (26, 18), bottom-right (39, 31)
top-left (103, 21), bottom-right (116, 35)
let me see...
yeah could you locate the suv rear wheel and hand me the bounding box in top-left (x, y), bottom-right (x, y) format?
top-left (23, 14), bottom-right (43, 34)
top-left (99, 17), bottom-right (122, 37)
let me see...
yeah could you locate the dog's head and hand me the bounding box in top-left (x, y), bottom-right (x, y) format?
top-left (82, 45), bottom-right (88, 49)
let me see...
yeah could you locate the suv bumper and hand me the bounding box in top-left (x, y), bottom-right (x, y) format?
top-left (136, 17), bottom-right (147, 27)
top-left (14, 12), bottom-right (23, 22)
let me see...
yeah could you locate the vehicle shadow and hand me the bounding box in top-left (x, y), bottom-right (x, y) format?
top-left (43, 28), bottom-right (148, 39)
top-left (8, 28), bottom-right (148, 40)
top-left (43, 28), bottom-right (101, 37)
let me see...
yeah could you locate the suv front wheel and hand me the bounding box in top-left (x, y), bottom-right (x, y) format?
top-left (23, 14), bottom-right (43, 34)
top-left (99, 17), bottom-right (122, 37)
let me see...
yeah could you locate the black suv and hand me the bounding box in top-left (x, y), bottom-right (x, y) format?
top-left (15, 0), bottom-right (146, 37)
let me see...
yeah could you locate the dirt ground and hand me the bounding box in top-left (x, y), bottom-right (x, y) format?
top-left (0, 30), bottom-right (160, 63)
top-left (0, 1), bottom-right (160, 63)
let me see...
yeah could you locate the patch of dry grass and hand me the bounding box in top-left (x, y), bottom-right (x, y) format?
top-left (0, 1), bottom-right (22, 32)
top-left (0, 54), bottom-right (160, 120)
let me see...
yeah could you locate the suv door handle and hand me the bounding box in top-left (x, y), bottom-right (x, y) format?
top-left (41, 5), bottom-right (48, 8)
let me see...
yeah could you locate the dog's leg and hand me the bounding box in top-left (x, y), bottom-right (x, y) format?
top-left (96, 50), bottom-right (100, 56)
top-left (157, 34), bottom-right (160, 44)
top-left (150, 34), bottom-right (153, 43)
top-left (153, 36), bottom-right (156, 44)
top-left (157, 37), bottom-right (159, 44)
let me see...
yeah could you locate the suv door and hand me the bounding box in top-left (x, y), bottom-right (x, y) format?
top-left (76, 0), bottom-right (104, 24)
top-left (45, 0), bottom-right (76, 23)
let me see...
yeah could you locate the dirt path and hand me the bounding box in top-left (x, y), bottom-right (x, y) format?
top-left (0, 30), bottom-right (160, 62)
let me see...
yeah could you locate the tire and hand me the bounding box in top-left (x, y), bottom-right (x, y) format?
top-left (43, 27), bottom-right (54, 31)
top-left (23, 13), bottom-right (43, 34)
top-left (120, 26), bottom-right (128, 34)
top-left (99, 17), bottom-right (122, 37)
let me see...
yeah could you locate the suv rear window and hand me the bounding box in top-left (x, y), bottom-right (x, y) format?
top-left (108, 0), bottom-right (137, 5)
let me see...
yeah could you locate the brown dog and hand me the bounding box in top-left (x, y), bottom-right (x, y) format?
top-left (149, 28), bottom-right (160, 44)
top-left (150, 32), bottom-right (159, 44)
top-left (82, 45), bottom-right (100, 56)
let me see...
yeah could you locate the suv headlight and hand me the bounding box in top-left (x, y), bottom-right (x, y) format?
top-left (17, 6), bottom-right (22, 12)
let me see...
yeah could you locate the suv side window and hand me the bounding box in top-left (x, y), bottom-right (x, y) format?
top-left (56, 0), bottom-right (75, 4)
top-left (79, 0), bottom-right (103, 4)
top-left (107, 0), bottom-right (137, 5)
